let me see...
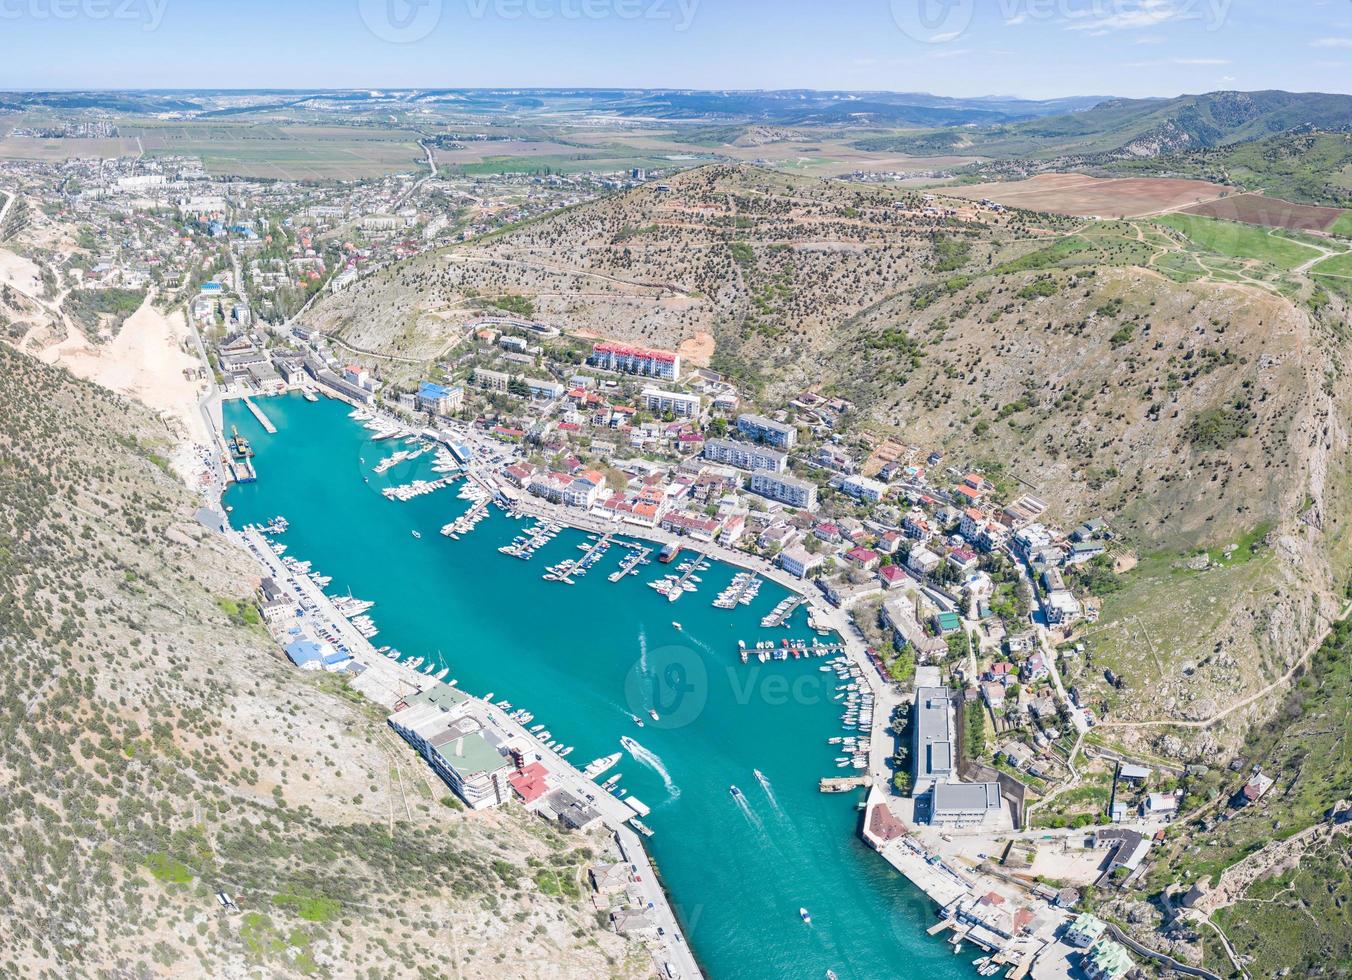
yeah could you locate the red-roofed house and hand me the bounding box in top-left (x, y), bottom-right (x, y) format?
top-left (878, 564), bottom-right (908, 590)
top-left (508, 762), bottom-right (550, 804)
top-left (847, 547), bottom-right (880, 570)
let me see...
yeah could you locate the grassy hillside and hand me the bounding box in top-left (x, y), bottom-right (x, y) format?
top-left (0, 344), bottom-right (642, 977)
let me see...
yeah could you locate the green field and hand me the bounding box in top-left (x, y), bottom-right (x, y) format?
top-left (1333, 211), bottom-right (1352, 238)
top-left (1311, 250), bottom-right (1352, 278)
top-left (1157, 213), bottom-right (1324, 270)
top-left (121, 122), bottom-right (425, 179)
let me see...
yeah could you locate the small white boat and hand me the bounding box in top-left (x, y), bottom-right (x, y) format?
top-left (800, 908), bottom-right (812, 925)
top-left (672, 621), bottom-right (682, 631)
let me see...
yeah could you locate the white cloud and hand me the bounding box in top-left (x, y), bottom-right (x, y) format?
top-left (1125, 57), bottom-right (1232, 67)
top-left (1066, 0), bottom-right (1191, 33)
top-left (1310, 37), bottom-right (1352, 48)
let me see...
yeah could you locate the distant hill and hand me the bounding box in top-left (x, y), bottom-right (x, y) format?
top-left (856, 90), bottom-right (1352, 160)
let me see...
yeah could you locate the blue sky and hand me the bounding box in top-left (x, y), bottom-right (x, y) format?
top-left (1, 0), bottom-right (1350, 99)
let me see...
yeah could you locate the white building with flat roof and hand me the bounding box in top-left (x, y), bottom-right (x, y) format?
top-left (642, 387), bottom-right (701, 417)
top-left (703, 437), bottom-right (787, 473)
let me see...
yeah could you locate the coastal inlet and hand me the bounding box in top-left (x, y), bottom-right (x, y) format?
top-left (223, 393), bottom-right (977, 980)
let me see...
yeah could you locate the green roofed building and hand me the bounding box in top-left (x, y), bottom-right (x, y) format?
top-left (1065, 912), bottom-right (1107, 948)
top-left (1083, 937), bottom-right (1133, 980)
top-left (388, 682), bottom-right (512, 809)
top-left (934, 611), bottom-right (962, 634)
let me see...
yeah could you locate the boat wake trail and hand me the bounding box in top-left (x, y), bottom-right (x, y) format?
top-left (622, 736), bottom-right (680, 801)
top-left (755, 770), bottom-right (783, 815)
top-left (638, 626), bottom-right (649, 676)
top-left (732, 790), bottom-right (763, 830)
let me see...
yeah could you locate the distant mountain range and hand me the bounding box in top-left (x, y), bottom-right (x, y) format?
top-left (0, 87), bottom-right (1111, 126)
top-left (856, 90), bottom-right (1352, 159)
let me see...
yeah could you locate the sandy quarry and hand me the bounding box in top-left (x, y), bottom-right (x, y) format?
top-left (0, 247), bottom-right (43, 298)
top-left (40, 293), bottom-right (209, 467)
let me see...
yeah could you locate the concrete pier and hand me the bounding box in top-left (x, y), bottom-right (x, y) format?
top-left (242, 396), bottom-right (277, 434)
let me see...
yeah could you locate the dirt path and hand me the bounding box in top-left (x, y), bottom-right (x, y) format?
top-left (1100, 601), bottom-right (1351, 731)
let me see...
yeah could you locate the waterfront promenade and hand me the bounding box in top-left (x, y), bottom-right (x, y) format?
top-left (235, 525), bottom-right (703, 979)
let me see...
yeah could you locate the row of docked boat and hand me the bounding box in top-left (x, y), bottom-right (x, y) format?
top-left (373, 443), bottom-right (430, 475)
top-left (247, 515), bottom-right (289, 535)
top-left (830, 656), bottom-right (874, 744)
top-left (499, 519), bottom-right (563, 559)
top-left (382, 476), bottom-right (453, 501)
top-left (542, 559), bottom-right (578, 584)
top-left (713, 571), bottom-right (762, 609)
top-left (760, 595), bottom-right (804, 628)
top-left (281, 554), bottom-right (333, 588)
top-left (737, 637), bottom-right (845, 664)
top-left (350, 409), bottom-right (406, 442)
top-left (330, 594), bottom-right (374, 617)
top-left (430, 446), bottom-right (461, 474)
top-left (441, 487), bottom-right (492, 538)
top-left (648, 573), bottom-right (696, 601)
top-left (608, 544), bottom-right (652, 581)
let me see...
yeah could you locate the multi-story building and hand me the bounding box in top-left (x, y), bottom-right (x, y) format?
top-left (840, 474), bottom-right (887, 503)
top-left (387, 684), bottom-right (512, 810)
top-left (748, 471), bottom-right (818, 510)
top-left (779, 544), bottom-right (823, 579)
top-left (703, 437), bottom-right (787, 473)
top-left (641, 387), bottom-right (701, 418)
top-left (474, 367), bottom-right (509, 392)
top-left (590, 341), bottom-right (680, 381)
top-left (736, 413), bottom-right (796, 449)
top-left (417, 381), bottom-right (464, 415)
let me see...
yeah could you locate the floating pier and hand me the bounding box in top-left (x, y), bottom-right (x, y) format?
top-left (819, 775), bottom-right (870, 793)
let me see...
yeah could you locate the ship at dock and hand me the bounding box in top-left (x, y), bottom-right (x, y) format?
top-left (657, 542), bottom-right (681, 564)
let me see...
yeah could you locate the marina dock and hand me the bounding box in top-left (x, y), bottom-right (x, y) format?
top-left (820, 775), bottom-right (870, 793)
top-left (242, 396), bottom-right (277, 434)
top-left (762, 594), bottom-right (804, 627)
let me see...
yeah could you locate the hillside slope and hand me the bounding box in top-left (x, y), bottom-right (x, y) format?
top-left (0, 344), bottom-right (644, 977)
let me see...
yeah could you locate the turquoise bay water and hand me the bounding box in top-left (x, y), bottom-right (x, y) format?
top-left (224, 394), bottom-right (972, 980)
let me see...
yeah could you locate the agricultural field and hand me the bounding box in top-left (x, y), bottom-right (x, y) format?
top-left (123, 122), bottom-right (425, 179)
top-left (944, 173), bottom-right (1232, 217)
top-left (1180, 191), bottom-right (1348, 233)
top-left (0, 136), bottom-right (142, 160)
top-left (1156, 213), bottom-right (1326, 270)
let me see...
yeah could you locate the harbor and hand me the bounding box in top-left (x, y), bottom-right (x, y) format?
top-left (221, 392), bottom-right (975, 980)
